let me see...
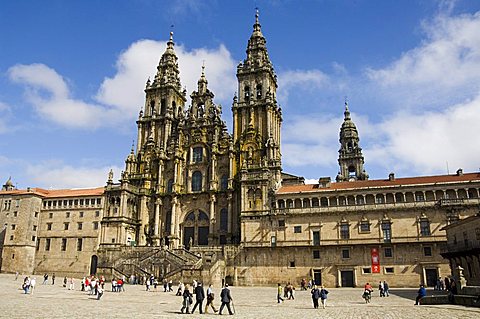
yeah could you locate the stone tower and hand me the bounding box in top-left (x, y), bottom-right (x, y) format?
top-left (336, 102), bottom-right (368, 182)
top-left (100, 32), bottom-right (236, 253)
top-left (233, 11), bottom-right (282, 216)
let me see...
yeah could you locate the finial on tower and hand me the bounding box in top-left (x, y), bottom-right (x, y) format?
top-left (344, 97), bottom-right (351, 120)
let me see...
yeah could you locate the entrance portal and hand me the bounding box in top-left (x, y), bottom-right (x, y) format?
top-left (182, 210), bottom-right (210, 247)
top-left (425, 268), bottom-right (438, 287)
top-left (90, 255), bottom-right (98, 275)
top-left (340, 270), bottom-right (354, 287)
top-left (313, 269), bottom-right (322, 286)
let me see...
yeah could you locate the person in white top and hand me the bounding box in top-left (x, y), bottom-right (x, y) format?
top-left (30, 277), bottom-right (36, 294)
top-left (69, 278), bottom-right (75, 290)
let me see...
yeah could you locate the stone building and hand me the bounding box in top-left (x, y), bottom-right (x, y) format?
top-left (0, 182), bottom-right (103, 277)
top-left (441, 214), bottom-right (480, 286)
top-left (2, 13), bottom-right (480, 287)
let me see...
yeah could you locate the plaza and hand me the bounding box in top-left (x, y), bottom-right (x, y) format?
top-left (1, 274), bottom-right (479, 319)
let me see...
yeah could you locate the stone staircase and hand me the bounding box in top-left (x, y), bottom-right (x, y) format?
top-left (108, 247), bottom-right (203, 280)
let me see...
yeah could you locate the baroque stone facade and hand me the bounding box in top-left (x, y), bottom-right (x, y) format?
top-left (2, 13), bottom-right (480, 287)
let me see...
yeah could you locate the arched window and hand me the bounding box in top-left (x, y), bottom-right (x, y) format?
top-left (244, 86), bottom-right (250, 99)
top-left (192, 171), bottom-right (202, 192)
top-left (160, 99), bottom-right (166, 114)
top-left (220, 208), bottom-right (228, 232)
top-left (150, 100), bottom-right (155, 115)
top-left (256, 84), bottom-right (262, 98)
top-left (220, 175), bottom-right (228, 191)
top-left (167, 179), bottom-right (174, 193)
top-left (165, 210), bottom-right (172, 234)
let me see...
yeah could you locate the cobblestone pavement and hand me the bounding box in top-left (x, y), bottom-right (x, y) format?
top-left (1, 274), bottom-right (479, 319)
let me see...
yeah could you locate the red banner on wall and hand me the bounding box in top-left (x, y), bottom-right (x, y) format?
top-left (371, 248), bottom-right (380, 273)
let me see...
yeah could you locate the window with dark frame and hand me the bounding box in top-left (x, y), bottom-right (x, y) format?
top-left (192, 147), bottom-right (203, 163)
top-left (312, 231), bottom-right (320, 246)
top-left (45, 238), bottom-right (51, 251)
top-left (384, 247), bottom-right (393, 258)
top-left (313, 250), bottom-right (320, 259)
top-left (61, 238), bottom-right (67, 251)
top-left (385, 267), bottom-right (395, 274)
top-left (363, 267), bottom-right (371, 274)
top-left (360, 221), bottom-right (370, 232)
top-left (342, 248), bottom-right (350, 259)
top-left (420, 219), bottom-right (431, 236)
top-left (294, 226), bottom-right (302, 233)
top-left (382, 221), bottom-right (392, 242)
top-left (77, 238), bottom-right (83, 251)
top-left (423, 246), bottom-right (432, 256)
top-left (278, 219), bottom-right (285, 227)
top-left (340, 223), bottom-right (350, 239)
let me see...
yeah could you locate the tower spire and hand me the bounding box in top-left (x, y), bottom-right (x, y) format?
top-left (337, 101), bottom-right (368, 182)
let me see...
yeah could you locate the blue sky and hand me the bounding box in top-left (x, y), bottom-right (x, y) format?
top-left (1, 0), bottom-right (480, 189)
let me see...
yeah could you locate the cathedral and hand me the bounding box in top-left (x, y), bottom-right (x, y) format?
top-left (1, 13), bottom-right (480, 288)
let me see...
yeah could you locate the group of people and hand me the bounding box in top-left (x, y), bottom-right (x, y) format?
top-left (180, 281), bottom-right (234, 315)
top-left (277, 282), bottom-right (296, 302)
top-left (80, 275), bottom-right (106, 299)
top-left (22, 276), bottom-right (36, 294)
top-left (40, 273), bottom-right (56, 285)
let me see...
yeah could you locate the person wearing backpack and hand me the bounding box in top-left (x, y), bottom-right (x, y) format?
top-left (320, 286), bottom-right (329, 309)
top-left (311, 285), bottom-right (321, 309)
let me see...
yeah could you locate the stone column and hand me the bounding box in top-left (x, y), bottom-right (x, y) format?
top-left (138, 195), bottom-right (148, 246)
top-left (170, 196), bottom-right (178, 249)
top-left (154, 198), bottom-right (162, 245)
top-left (209, 194), bottom-right (217, 246)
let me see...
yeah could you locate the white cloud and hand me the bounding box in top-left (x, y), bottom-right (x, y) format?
top-left (281, 115), bottom-right (340, 168)
top-left (367, 92), bottom-right (480, 175)
top-left (280, 9), bottom-right (480, 181)
top-left (8, 63), bottom-right (112, 129)
top-left (9, 40), bottom-right (236, 130)
top-left (25, 160), bottom-right (123, 189)
top-left (0, 101), bottom-right (11, 133)
top-left (366, 11), bottom-right (480, 109)
top-left (277, 69), bottom-right (329, 103)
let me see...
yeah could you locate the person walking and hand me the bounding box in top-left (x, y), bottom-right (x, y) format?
top-left (311, 284), bottom-right (320, 309)
top-left (23, 276), bottom-right (30, 294)
top-left (320, 286), bottom-right (329, 309)
top-left (30, 277), bottom-right (36, 294)
top-left (383, 281), bottom-right (390, 297)
top-left (42, 273), bottom-right (48, 285)
top-left (181, 284), bottom-right (193, 314)
top-left (277, 283), bottom-right (284, 303)
top-left (379, 281), bottom-right (384, 297)
top-left (51, 273), bottom-right (56, 285)
top-left (191, 282), bottom-right (205, 314)
top-left (219, 284), bottom-right (234, 315)
top-left (205, 284), bottom-right (218, 313)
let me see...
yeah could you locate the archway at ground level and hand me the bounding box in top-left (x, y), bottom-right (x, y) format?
top-left (90, 255), bottom-right (98, 275)
top-left (182, 210), bottom-right (210, 248)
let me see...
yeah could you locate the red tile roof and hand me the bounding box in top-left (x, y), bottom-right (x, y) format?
top-left (0, 187), bottom-right (104, 198)
top-left (277, 172), bottom-right (480, 194)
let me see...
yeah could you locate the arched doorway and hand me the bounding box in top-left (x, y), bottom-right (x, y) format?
top-left (90, 255), bottom-right (98, 275)
top-left (183, 210), bottom-right (209, 248)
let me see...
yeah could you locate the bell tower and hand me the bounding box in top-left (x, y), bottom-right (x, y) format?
top-left (233, 10), bottom-right (282, 215)
top-left (336, 101), bottom-right (368, 182)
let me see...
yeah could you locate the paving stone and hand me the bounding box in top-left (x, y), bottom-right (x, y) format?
top-left (2, 274), bottom-right (479, 318)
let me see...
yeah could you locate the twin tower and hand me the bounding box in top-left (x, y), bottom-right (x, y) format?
top-left (100, 12), bottom-right (367, 251)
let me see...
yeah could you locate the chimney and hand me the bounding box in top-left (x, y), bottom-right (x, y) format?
top-left (388, 173), bottom-right (395, 181)
top-left (456, 168), bottom-right (463, 176)
top-left (318, 177), bottom-right (331, 188)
